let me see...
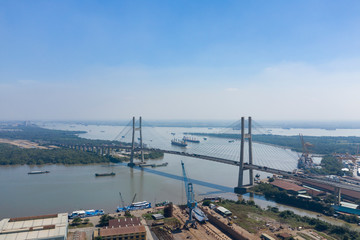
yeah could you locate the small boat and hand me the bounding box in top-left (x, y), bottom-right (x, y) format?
top-left (228, 140), bottom-right (235, 143)
top-left (95, 172), bottom-right (116, 177)
top-left (28, 171), bottom-right (50, 175)
top-left (171, 133), bottom-right (176, 135)
top-left (203, 137), bottom-right (207, 140)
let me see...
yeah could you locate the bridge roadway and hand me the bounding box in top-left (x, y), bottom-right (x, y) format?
top-left (68, 144), bottom-right (360, 192)
top-left (144, 147), bottom-right (360, 192)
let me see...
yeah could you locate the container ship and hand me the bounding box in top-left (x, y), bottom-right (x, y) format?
top-left (183, 136), bottom-right (200, 143)
top-left (95, 172), bottom-right (116, 177)
top-left (117, 201), bottom-right (151, 212)
top-left (28, 171), bottom-right (50, 175)
top-left (171, 139), bottom-right (187, 147)
top-left (68, 209), bottom-right (104, 219)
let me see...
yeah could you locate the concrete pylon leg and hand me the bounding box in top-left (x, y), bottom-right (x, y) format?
top-left (128, 117), bottom-right (136, 167)
top-left (234, 117), bottom-right (246, 194)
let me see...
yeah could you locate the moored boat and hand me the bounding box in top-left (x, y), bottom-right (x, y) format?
top-left (117, 201), bottom-right (151, 212)
top-left (171, 139), bottom-right (187, 147)
top-left (68, 209), bottom-right (104, 219)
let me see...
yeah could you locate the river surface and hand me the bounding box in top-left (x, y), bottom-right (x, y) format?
top-left (0, 123), bottom-right (358, 228)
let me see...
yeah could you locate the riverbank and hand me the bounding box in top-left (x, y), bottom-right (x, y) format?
top-left (217, 199), bottom-right (360, 240)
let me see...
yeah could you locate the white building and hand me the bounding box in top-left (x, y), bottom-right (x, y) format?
top-left (0, 213), bottom-right (68, 240)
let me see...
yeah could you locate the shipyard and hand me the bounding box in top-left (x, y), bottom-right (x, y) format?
top-left (2, 1), bottom-right (360, 239)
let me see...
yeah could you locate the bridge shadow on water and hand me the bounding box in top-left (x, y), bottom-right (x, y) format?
top-left (118, 163), bottom-right (234, 193)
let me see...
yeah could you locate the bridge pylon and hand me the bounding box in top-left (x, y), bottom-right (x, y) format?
top-left (128, 116), bottom-right (144, 167)
top-left (234, 116), bottom-right (254, 194)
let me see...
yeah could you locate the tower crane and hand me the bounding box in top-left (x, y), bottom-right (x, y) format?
top-left (181, 161), bottom-right (197, 229)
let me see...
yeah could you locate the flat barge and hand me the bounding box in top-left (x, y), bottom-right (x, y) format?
top-left (95, 172), bottom-right (115, 177)
top-left (28, 171), bottom-right (50, 175)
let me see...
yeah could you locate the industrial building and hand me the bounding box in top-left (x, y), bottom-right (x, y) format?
top-left (0, 213), bottom-right (68, 240)
top-left (94, 217), bottom-right (146, 240)
top-left (215, 206), bottom-right (232, 216)
top-left (270, 179), bottom-right (307, 195)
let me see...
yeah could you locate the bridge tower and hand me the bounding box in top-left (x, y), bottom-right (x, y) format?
top-left (128, 116), bottom-right (144, 167)
top-left (234, 116), bottom-right (254, 194)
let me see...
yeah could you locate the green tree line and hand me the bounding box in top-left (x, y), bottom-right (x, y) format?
top-left (187, 132), bottom-right (360, 154)
top-left (0, 143), bottom-right (112, 165)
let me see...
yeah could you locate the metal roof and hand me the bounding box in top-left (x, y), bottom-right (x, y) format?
top-left (0, 213), bottom-right (68, 240)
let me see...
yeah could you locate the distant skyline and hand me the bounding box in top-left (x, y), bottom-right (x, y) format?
top-left (1, 1), bottom-right (360, 121)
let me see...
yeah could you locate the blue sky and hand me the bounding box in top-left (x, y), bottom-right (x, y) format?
top-left (1, 1), bottom-right (360, 121)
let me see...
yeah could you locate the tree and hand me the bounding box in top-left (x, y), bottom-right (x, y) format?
top-left (83, 218), bottom-right (90, 225)
top-left (202, 200), bottom-right (211, 206)
top-left (72, 217), bottom-right (82, 226)
top-left (164, 203), bottom-right (173, 218)
top-left (99, 214), bottom-right (114, 227)
top-left (124, 210), bottom-right (132, 217)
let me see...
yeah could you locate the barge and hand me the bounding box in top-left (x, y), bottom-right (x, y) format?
top-left (183, 136), bottom-right (200, 143)
top-left (28, 171), bottom-right (50, 175)
top-left (95, 172), bottom-right (115, 177)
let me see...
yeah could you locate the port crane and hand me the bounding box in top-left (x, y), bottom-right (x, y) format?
top-left (181, 161), bottom-right (197, 229)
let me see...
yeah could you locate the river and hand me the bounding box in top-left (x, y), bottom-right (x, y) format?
top-left (0, 123), bottom-right (357, 228)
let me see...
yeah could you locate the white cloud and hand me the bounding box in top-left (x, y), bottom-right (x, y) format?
top-left (1, 58), bottom-right (360, 121)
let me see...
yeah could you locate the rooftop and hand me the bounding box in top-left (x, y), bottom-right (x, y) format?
top-left (100, 225), bottom-right (146, 237)
top-left (108, 217), bottom-right (141, 228)
top-left (271, 179), bottom-right (307, 192)
top-left (0, 213), bottom-right (68, 240)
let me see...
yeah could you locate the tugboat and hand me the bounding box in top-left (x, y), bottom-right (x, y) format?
top-left (171, 139), bottom-right (187, 147)
top-left (95, 172), bottom-right (116, 177)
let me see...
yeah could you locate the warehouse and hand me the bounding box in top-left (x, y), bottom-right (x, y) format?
top-left (0, 213), bottom-right (68, 240)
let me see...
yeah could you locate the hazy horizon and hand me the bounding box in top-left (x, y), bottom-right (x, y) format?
top-left (1, 1), bottom-right (360, 121)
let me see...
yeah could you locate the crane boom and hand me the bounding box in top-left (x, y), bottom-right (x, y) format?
top-left (181, 161), bottom-right (197, 228)
top-left (119, 192), bottom-right (125, 208)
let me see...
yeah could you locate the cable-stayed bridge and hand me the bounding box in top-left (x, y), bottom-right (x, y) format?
top-left (64, 116), bottom-right (360, 200)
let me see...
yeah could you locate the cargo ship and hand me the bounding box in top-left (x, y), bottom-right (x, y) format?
top-left (117, 201), bottom-right (151, 212)
top-left (171, 139), bottom-right (187, 147)
top-left (68, 209), bottom-right (104, 219)
top-left (28, 171), bottom-right (50, 175)
top-left (95, 172), bottom-right (115, 177)
top-left (183, 136), bottom-right (200, 143)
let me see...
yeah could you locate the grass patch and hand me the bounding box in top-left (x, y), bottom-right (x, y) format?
top-left (142, 210), bottom-right (164, 220)
top-left (68, 222), bottom-right (93, 229)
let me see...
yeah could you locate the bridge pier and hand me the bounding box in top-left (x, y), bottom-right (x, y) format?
top-left (336, 187), bottom-right (341, 205)
top-left (234, 116), bottom-right (254, 194)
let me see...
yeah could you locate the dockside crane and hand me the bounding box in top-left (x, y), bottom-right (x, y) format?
top-left (181, 161), bottom-right (197, 229)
